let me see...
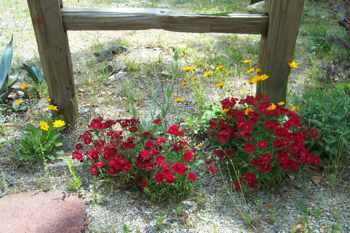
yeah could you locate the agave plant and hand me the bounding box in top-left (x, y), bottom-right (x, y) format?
top-left (0, 37), bottom-right (17, 103)
top-left (22, 63), bottom-right (45, 84)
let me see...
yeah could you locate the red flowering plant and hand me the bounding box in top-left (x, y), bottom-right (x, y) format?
top-left (72, 117), bottom-right (198, 201)
top-left (206, 95), bottom-right (320, 191)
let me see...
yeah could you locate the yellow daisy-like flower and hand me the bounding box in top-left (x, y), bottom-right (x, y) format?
top-left (14, 99), bottom-right (24, 106)
top-left (53, 119), bottom-right (66, 128)
top-left (47, 97), bottom-right (52, 103)
top-left (19, 82), bottom-right (30, 91)
top-left (182, 65), bottom-right (196, 73)
top-left (215, 81), bottom-right (225, 89)
top-left (175, 96), bottom-right (184, 103)
top-left (191, 76), bottom-right (199, 82)
top-left (288, 60), bottom-right (299, 70)
top-left (39, 121), bottom-right (49, 131)
top-left (215, 65), bottom-right (225, 72)
top-left (48, 104), bottom-right (59, 111)
top-left (290, 105), bottom-right (299, 112)
top-left (277, 101), bottom-right (285, 106)
top-left (243, 59), bottom-right (252, 65)
top-left (255, 68), bottom-right (262, 74)
top-left (244, 107), bottom-right (254, 116)
top-left (203, 70), bottom-right (214, 78)
top-left (248, 75), bottom-right (260, 84)
top-left (246, 67), bottom-right (256, 74)
top-left (248, 74), bottom-right (269, 85)
top-left (266, 103), bottom-right (277, 111)
top-left (259, 74), bottom-right (269, 81)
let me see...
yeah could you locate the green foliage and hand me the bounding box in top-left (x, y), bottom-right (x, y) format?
top-left (184, 104), bottom-right (221, 135)
top-left (0, 37), bottom-right (17, 102)
top-left (17, 122), bottom-right (64, 165)
top-left (295, 86), bottom-right (350, 161)
top-left (66, 158), bottom-right (82, 192)
top-left (306, 24), bottom-right (332, 56)
top-left (122, 224), bottom-right (130, 233)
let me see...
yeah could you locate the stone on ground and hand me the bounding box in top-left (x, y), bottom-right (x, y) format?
top-left (0, 191), bottom-right (86, 233)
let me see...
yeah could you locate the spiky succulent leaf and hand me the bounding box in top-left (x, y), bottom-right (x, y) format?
top-left (22, 63), bottom-right (45, 83)
top-left (0, 37), bottom-right (14, 91)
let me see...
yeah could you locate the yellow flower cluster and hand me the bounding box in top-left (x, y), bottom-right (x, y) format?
top-left (215, 81), bottom-right (225, 89)
top-left (182, 65), bottom-right (196, 73)
top-left (244, 107), bottom-right (254, 115)
top-left (215, 65), bottom-right (225, 73)
top-left (53, 119), bottom-right (66, 128)
top-left (174, 96), bottom-right (184, 103)
top-left (203, 70), bottom-right (214, 78)
top-left (266, 103), bottom-right (277, 111)
top-left (19, 82), bottom-right (30, 91)
top-left (39, 121), bottom-right (49, 131)
top-left (14, 99), bottom-right (24, 106)
top-left (48, 104), bottom-right (59, 111)
top-left (248, 74), bottom-right (269, 84)
top-left (288, 60), bottom-right (299, 70)
top-left (39, 119), bottom-right (66, 131)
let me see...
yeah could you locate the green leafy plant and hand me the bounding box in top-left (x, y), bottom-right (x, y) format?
top-left (184, 103), bottom-right (221, 137)
top-left (66, 157), bottom-right (82, 192)
top-left (17, 119), bottom-right (65, 165)
top-left (294, 86), bottom-right (350, 162)
top-left (0, 37), bottom-right (17, 103)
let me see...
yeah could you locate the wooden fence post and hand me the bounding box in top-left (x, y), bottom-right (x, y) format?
top-left (27, 0), bottom-right (77, 125)
top-left (257, 0), bottom-right (304, 103)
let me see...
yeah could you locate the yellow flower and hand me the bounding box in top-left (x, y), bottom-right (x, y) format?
top-left (223, 108), bottom-right (230, 113)
top-left (255, 68), bottom-right (262, 74)
top-left (48, 104), bottom-right (59, 111)
top-left (47, 97), bottom-right (52, 103)
top-left (19, 82), bottom-right (30, 91)
top-left (266, 103), bottom-right (277, 111)
top-left (288, 60), bottom-right (299, 70)
top-left (246, 67), bottom-right (256, 74)
top-left (175, 96), bottom-right (184, 103)
top-left (244, 107), bottom-right (254, 115)
top-left (53, 119), bottom-right (66, 128)
top-left (243, 59), bottom-right (252, 65)
top-left (248, 75), bottom-right (260, 84)
top-left (248, 74), bottom-right (269, 85)
top-left (215, 65), bottom-right (225, 72)
top-left (277, 101), bottom-right (285, 106)
top-left (290, 105), bottom-right (299, 112)
top-left (14, 99), bottom-right (24, 106)
top-left (259, 74), bottom-right (269, 81)
top-left (203, 70), bottom-right (214, 78)
top-left (182, 65), bottom-right (196, 73)
top-left (215, 81), bottom-right (225, 89)
top-left (39, 121), bottom-right (49, 131)
top-left (191, 76), bottom-right (199, 82)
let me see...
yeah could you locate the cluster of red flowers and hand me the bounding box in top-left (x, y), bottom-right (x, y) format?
top-left (72, 117), bottom-right (198, 193)
top-left (207, 95), bottom-right (320, 191)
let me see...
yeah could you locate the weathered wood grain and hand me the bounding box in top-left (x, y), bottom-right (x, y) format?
top-left (27, 0), bottom-right (77, 125)
top-left (62, 8), bottom-right (268, 34)
top-left (257, 0), bottom-right (305, 102)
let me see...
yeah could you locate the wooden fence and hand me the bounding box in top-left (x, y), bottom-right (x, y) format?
top-left (27, 0), bottom-right (304, 125)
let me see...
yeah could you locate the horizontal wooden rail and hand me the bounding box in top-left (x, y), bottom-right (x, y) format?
top-left (62, 8), bottom-right (268, 34)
